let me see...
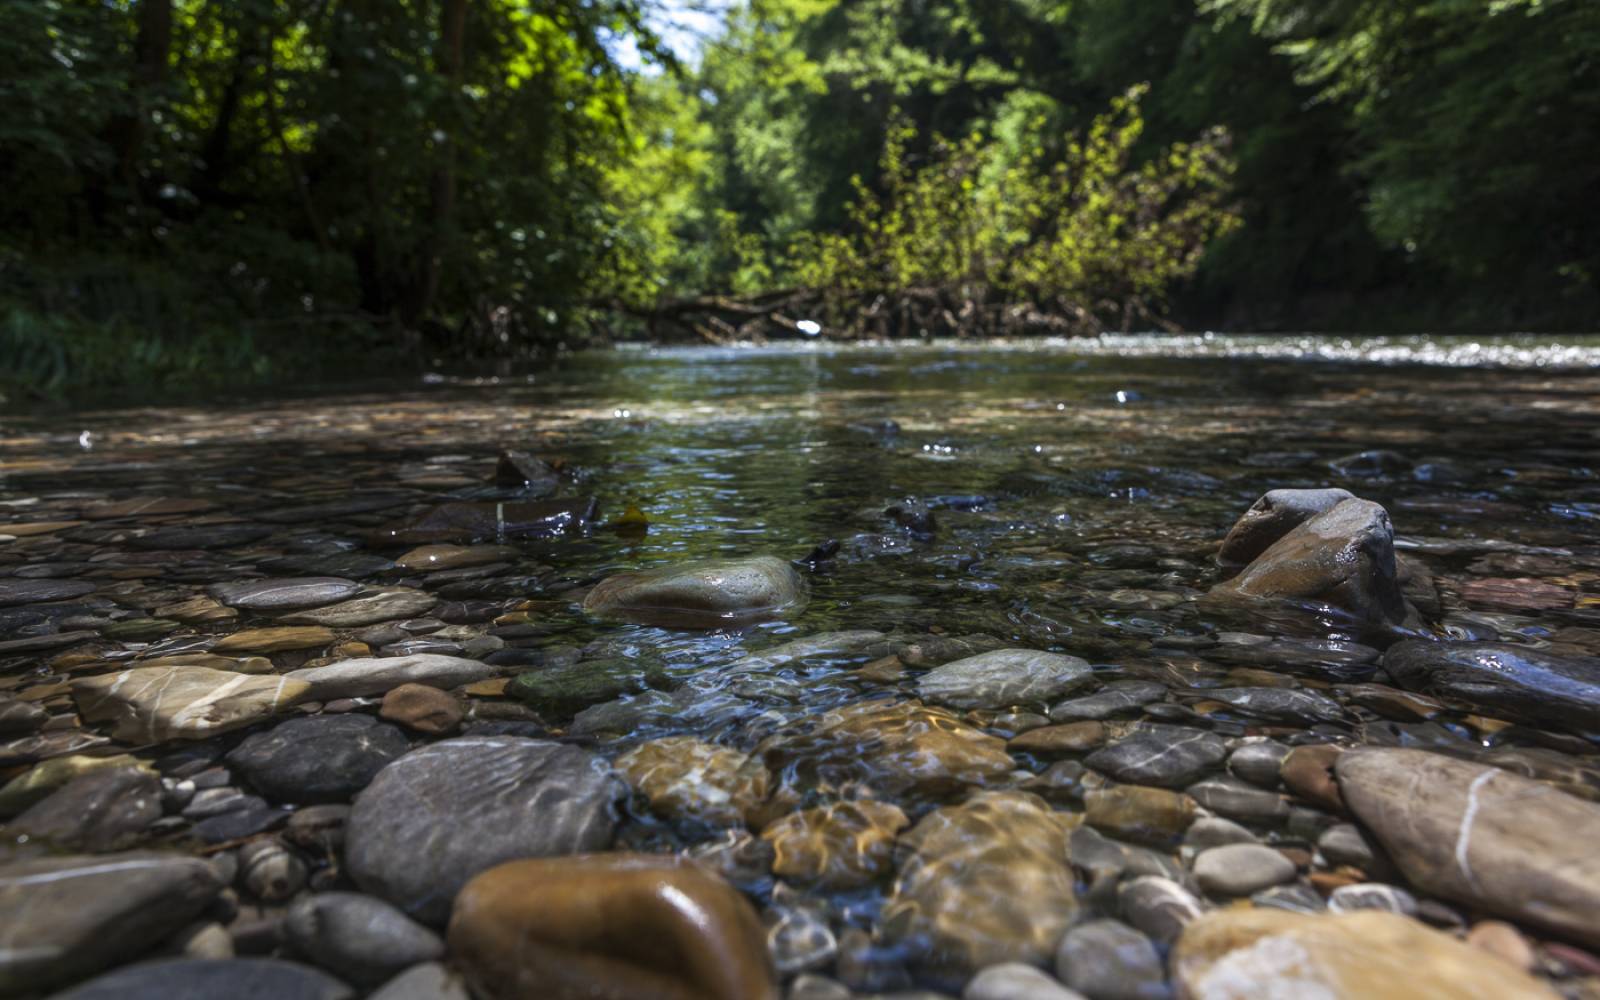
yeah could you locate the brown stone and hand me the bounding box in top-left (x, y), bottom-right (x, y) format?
top-left (1007, 721), bottom-right (1106, 755)
top-left (857, 654), bottom-right (906, 684)
top-left (152, 596), bottom-right (237, 624)
top-left (464, 678), bottom-right (511, 697)
top-left (1281, 744), bottom-right (1346, 811)
top-left (212, 626), bottom-right (335, 653)
top-left (1083, 784), bottom-right (1196, 844)
top-left (395, 543), bottom-right (518, 571)
top-left (1172, 909), bottom-right (1558, 1000)
top-left (1467, 921), bottom-right (1536, 972)
top-left (615, 737), bottom-right (771, 827)
top-left (761, 799), bottom-right (908, 890)
top-left (1459, 577), bottom-right (1574, 612)
top-left (1216, 488), bottom-right (1356, 569)
top-left (447, 853), bottom-right (777, 1000)
top-left (380, 683), bottom-right (465, 735)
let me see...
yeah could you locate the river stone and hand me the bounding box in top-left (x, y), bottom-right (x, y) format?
top-left (728, 630), bottom-right (887, 670)
top-left (284, 891), bottom-right (445, 985)
top-left (1084, 785), bottom-right (1197, 844)
top-left (1327, 882), bottom-right (1418, 916)
top-left (1227, 741), bottom-right (1290, 787)
top-left (286, 653), bottom-right (496, 700)
top-left (615, 736), bottom-right (771, 827)
top-left (72, 666), bottom-right (308, 742)
top-left (761, 799), bottom-right (909, 890)
top-left (0, 851), bottom-right (223, 994)
top-left (368, 962), bottom-right (470, 1000)
top-left (208, 577), bottom-right (362, 611)
top-left (1193, 843), bottom-right (1297, 896)
top-left (882, 791), bottom-right (1078, 976)
top-left (51, 957), bottom-right (354, 1000)
top-left (379, 683), bottom-right (464, 735)
top-left (1383, 640), bottom-right (1600, 731)
top-left (227, 714), bottom-right (409, 804)
top-left (1335, 747), bottom-right (1600, 948)
top-left (8, 765), bottom-right (162, 850)
top-left (1048, 681), bottom-right (1167, 722)
top-left (446, 853), bottom-right (777, 1000)
top-left (1084, 727), bottom-right (1227, 788)
top-left (375, 498), bottom-right (597, 544)
top-left (1187, 776), bottom-right (1290, 824)
top-left (1118, 876), bottom-right (1203, 946)
top-left (754, 699), bottom-right (1015, 799)
top-left (1216, 487), bottom-right (1357, 568)
top-left (583, 556), bottom-right (806, 628)
top-left (0, 578), bottom-right (97, 607)
top-left (128, 523), bottom-right (273, 549)
top-left (1201, 687), bottom-right (1345, 725)
top-left (0, 754), bottom-right (151, 817)
top-left (212, 626), bottom-right (336, 653)
top-left (1206, 498), bottom-right (1414, 630)
top-left (1053, 919), bottom-right (1166, 1000)
top-left (507, 657), bottom-right (672, 716)
top-left (1009, 721), bottom-right (1107, 755)
top-left (965, 963), bottom-right (1087, 1000)
top-left (346, 736), bottom-right (622, 924)
top-left (0, 697), bottom-right (48, 736)
top-left (394, 544), bottom-right (518, 572)
top-left (916, 648), bottom-right (1092, 711)
top-left (1171, 908), bottom-right (1558, 1000)
top-left (279, 588), bottom-right (440, 627)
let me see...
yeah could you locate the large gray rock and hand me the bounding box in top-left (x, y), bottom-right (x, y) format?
top-left (1216, 488), bottom-right (1355, 568)
top-left (207, 577), bottom-right (361, 611)
top-left (345, 737), bottom-right (622, 924)
top-left (1206, 498), bottom-right (1415, 631)
top-left (226, 714), bottom-right (409, 804)
top-left (1336, 747), bottom-right (1600, 948)
top-left (918, 649), bottom-right (1093, 711)
top-left (51, 957), bottom-right (353, 1000)
top-left (285, 892), bottom-right (445, 985)
top-left (0, 852), bottom-right (223, 994)
top-left (285, 654), bottom-right (496, 700)
top-left (72, 666), bottom-right (309, 742)
top-left (7, 766), bottom-right (162, 850)
top-left (582, 556), bottom-right (807, 628)
top-left (1383, 640), bottom-right (1600, 731)
top-left (1084, 727), bottom-right (1227, 788)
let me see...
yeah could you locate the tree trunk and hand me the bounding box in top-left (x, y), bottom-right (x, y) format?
top-left (409, 0), bottom-right (468, 326)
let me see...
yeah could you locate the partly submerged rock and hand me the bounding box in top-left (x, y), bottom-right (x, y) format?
top-left (375, 499), bottom-right (597, 544)
top-left (1216, 487), bottom-right (1356, 569)
top-left (583, 556), bottom-right (806, 628)
top-left (1383, 640), bottom-right (1600, 732)
top-left (72, 666), bottom-right (308, 742)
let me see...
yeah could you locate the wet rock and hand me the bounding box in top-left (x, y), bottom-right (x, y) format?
top-left (239, 838), bottom-right (308, 901)
top-left (1185, 776), bottom-right (1290, 824)
top-left (1317, 822), bottom-right (1387, 872)
top-left (0, 577), bottom-right (97, 606)
top-left (50, 957), bottom-right (354, 1000)
top-left (1383, 640), bottom-right (1600, 731)
top-left (1201, 687), bottom-right (1344, 725)
top-left (964, 963), bottom-right (1086, 1000)
top-left (1047, 681), bottom-right (1166, 722)
top-left (1084, 785), bottom-right (1196, 844)
top-left (0, 753), bottom-right (151, 817)
top-left (279, 588), bottom-right (439, 627)
top-left (285, 891), bottom-right (445, 985)
top-left (883, 791), bottom-right (1078, 975)
top-left (1171, 908), bottom-right (1557, 1000)
top-left (1335, 747), bottom-right (1600, 948)
top-left (286, 653), bottom-right (496, 700)
top-left (0, 851), bottom-right (223, 993)
top-left (761, 800), bottom-right (909, 890)
top-left (1053, 919), bottom-right (1167, 1000)
top-left (1216, 487), bottom-right (1356, 569)
top-left (1280, 744), bottom-right (1345, 812)
top-left (917, 648), bottom-right (1093, 711)
top-left (72, 666), bottom-right (309, 741)
top-left (1466, 921), bottom-right (1536, 973)
top-left (446, 853), bottom-right (776, 1000)
top-left (367, 962), bottom-right (470, 1000)
top-left (1183, 816), bottom-right (1259, 851)
top-left (507, 657), bottom-right (672, 716)
top-left (213, 626), bottom-right (336, 653)
top-left (1193, 843), bottom-right (1297, 896)
top-left (583, 556), bottom-right (806, 628)
top-left (728, 630), bottom-right (887, 670)
top-left (615, 736), bottom-right (771, 827)
top-left (346, 736), bottom-right (622, 924)
top-left (228, 714), bottom-right (408, 804)
top-left (1009, 721), bottom-right (1107, 755)
top-left (8, 765), bottom-right (162, 850)
top-left (754, 699), bottom-right (1015, 799)
top-left (495, 451), bottom-right (561, 493)
top-left (0, 697), bottom-right (49, 736)
top-left (128, 523), bottom-right (273, 550)
top-left (1328, 882), bottom-right (1418, 916)
top-left (394, 544), bottom-right (518, 572)
top-left (207, 577), bottom-right (362, 611)
top-left (766, 901), bottom-right (838, 975)
top-left (379, 683), bottom-right (463, 735)
top-left (1084, 727), bottom-right (1227, 788)
top-left (896, 634), bottom-right (1009, 667)
top-left (1206, 498), bottom-right (1415, 630)
top-left (376, 498), bottom-right (597, 544)
top-left (1118, 876), bottom-right (1203, 946)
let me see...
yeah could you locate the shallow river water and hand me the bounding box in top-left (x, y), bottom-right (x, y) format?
top-left (3, 337), bottom-right (1600, 999)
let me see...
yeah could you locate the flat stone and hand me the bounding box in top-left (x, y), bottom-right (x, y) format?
top-left (286, 653), bottom-right (497, 700)
top-left (0, 578), bottom-right (97, 607)
top-left (583, 556), bottom-right (806, 628)
top-left (1047, 681), bottom-right (1166, 722)
top-left (72, 666), bottom-right (308, 742)
top-left (208, 577), bottom-right (362, 611)
top-left (1336, 747), bottom-right (1600, 948)
top-left (1053, 919), bottom-right (1166, 1000)
top-left (50, 957), bottom-right (354, 1000)
top-left (346, 736), bottom-right (622, 924)
top-left (394, 544), bottom-right (518, 572)
top-left (0, 754), bottom-right (151, 817)
top-left (227, 714), bottom-right (409, 804)
top-left (1009, 721), bottom-right (1107, 755)
top-left (1383, 640), bottom-right (1600, 731)
top-left (615, 736), bottom-right (770, 827)
top-left (1186, 776), bottom-right (1290, 824)
top-left (917, 649), bottom-right (1092, 711)
top-left (279, 588), bottom-right (440, 627)
top-left (285, 891), bottom-right (445, 986)
top-left (883, 791), bottom-right (1078, 976)
top-left (1171, 908), bottom-right (1558, 1000)
top-left (1193, 843), bottom-right (1297, 896)
top-left (1281, 744), bottom-right (1346, 811)
top-left (1084, 785), bottom-right (1196, 844)
top-left (0, 852), bottom-right (223, 994)
top-left (761, 800), bottom-right (909, 890)
top-left (446, 853), bottom-right (776, 1000)
top-left (379, 683), bottom-right (464, 735)
top-left (1084, 727), bottom-right (1227, 788)
top-left (212, 626), bottom-right (336, 653)
top-left (8, 765), bottom-right (162, 850)
top-left (1328, 882), bottom-right (1418, 916)
top-left (965, 963), bottom-right (1087, 1000)
top-left (1201, 687), bottom-right (1345, 725)
top-left (375, 498), bottom-right (597, 544)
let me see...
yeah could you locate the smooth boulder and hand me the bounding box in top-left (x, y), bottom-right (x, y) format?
top-left (1383, 640), bottom-right (1600, 731)
top-left (226, 714), bottom-right (409, 804)
top-left (583, 556), bottom-right (806, 628)
top-left (284, 892), bottom-right (445, 985)
top-left (1216, 487), bottom-right (1355, 568)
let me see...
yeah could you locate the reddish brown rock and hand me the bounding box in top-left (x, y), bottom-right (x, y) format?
top-left (380, 683), bottom-right (464, 735)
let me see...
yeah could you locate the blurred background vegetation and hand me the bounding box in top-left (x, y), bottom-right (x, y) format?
top-left (2, 0), bottom-right (1596, 395)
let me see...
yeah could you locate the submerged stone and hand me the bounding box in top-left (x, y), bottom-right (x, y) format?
top-left (375, 498), bottom-right (597, 544)
top-left (583, 555), bottom-right (806, 628)
top-left (72, 666), bottom-right (309, 742)
top-left (286, 653), bottom-right (497, 700)
top-left (615, 736), bottom-right (771, 827)
top-left (916, 648), bottom-right (1092, 710)
top-left (227, 714), bottom-right (409, 804)
top-left (1383, 639), bottom-right (1600, 731)
top-left (207, 577), bottom-right (362, 611)
top-left (761, 800), bottom-right (909, 890)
